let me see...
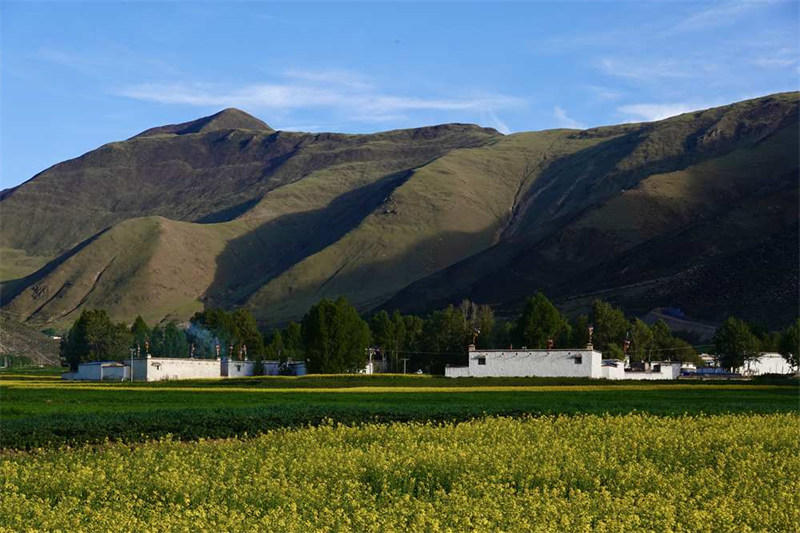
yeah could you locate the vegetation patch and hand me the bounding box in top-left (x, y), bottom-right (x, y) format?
top-left (2, 414), bottom-right (798, 531)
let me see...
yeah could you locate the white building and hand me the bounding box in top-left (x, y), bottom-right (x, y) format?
top-left (739, 352), bottom-right (795, 376)
top-left (445, 346), bottom-right (604, 378)
top-left (222, 359), bottom-right (258, 378)
top-left (63, 356), bottom-right (253, 381)
top-left (128, 356), bottom-right (222, 381)
top-left (445, 346), bottom-right (683, 380)
top-left (62, 361), bottom-right (130, 381)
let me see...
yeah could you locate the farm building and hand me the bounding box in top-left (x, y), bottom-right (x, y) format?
top-left (62, 356), bottom-right (310, 381)
top-left (62, 361), bottom-right (130, 381)
top-left (445, 346), bottom-right (604, 378)
top-left (445, 345), bottom-right (683, 380)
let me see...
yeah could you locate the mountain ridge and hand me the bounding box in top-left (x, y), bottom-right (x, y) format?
top-left (2, 92), bottom-right (797, 329)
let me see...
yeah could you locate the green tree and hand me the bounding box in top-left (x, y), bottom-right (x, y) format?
top-left (605, 343), bottom-right (625, 361)
top-left (130, 315), bottom-right (150, 349)
top-left (163, 322), bottom-right (189, 358)
top-left (490, 320), bottom-right (514, 349)
top-left (515, 292), bottom-right (567, 349)
top-left (232, 308), bottom-right (264, 358)
top-left (402, 315), bottom-right (424, 354)
top-left (283, 322), bottom-right (304, 361)
top-left (650, 319), bottom-right (700, 364)
top-left (778, 319), bottom-right (800, 369)
top-left (571, 315), bottom-right (591, 348)
top-left (714, 317), bottom-right (760, 370)
top-left (302, 297), bottom-right (371, 373)
top-left (60, 309), bottom-right (132, 370)
top-left (424, 305), bottom-right (468, 354)
top-left (591, 300), bottom-right (629, 351)
top-left (265, 331), bottom-right (285, 362)
top-left (149, 326), bottom-right (164, 355)
top-left (629, 319), bottom-right (654, 363)
top-left (370, 310), bottom-right (394, 352)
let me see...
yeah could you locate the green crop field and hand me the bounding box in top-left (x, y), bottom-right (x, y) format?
top-left (1, 373), bottom-right (798, 531)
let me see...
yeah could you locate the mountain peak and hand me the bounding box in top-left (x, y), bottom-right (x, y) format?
top-left (132, 108), bottom-right (273, 139)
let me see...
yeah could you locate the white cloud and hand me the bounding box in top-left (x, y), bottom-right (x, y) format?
top-left (116, 70), bottom-right (525, 123)
top-left (669, 1), bottom-right (767, 33)
top-left (553, 106), bottom-right (586, 129)
top-left (597, 57), bottom-right (695, 81)
top-left (617, 103), bottom-right (698, 122)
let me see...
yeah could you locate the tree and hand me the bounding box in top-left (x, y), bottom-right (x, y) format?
top-left (490, 320), bottom-right (514, 349)
top-left (283, 322), bottom-right (304, 361)
top-left (403, 315), bottom-right (424, 354)
top-left (714, 317), bottom-right (760, 371)
top-left (60, 309), bottom-right (132, 370)
top-left (591, 300), bottom-right (629, 351)
top-left (302, 297), bottom-right (371, 373)
top-left (515, 292), bottom-right (567, 349)
top-left (163, 322), bottom-right (189, 358)
top-left (629, 319), bottom-right (654, 363)
top-left (605, 343), bottom-right (625, 361)
top-left (474, 305), bottom-right (495, 349)
top-left (571, 315), bottom-right (591, 348)
top-left (130, 315), bottom-right (150, 349)
top-left (370, 310), bottom-right (394, 355)
top-left (424, 305), bottom-right (468, 354)
top-left (265, 331), bottom-right (285, 362)
top-left (779, 319), bottom-right (800, 370)
top-left (149, 326), bottom-right (165, 356)
top-left (232, 308), bottom-right (264, 358)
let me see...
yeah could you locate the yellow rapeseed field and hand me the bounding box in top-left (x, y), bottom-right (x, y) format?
top-left (2, 414), bottom-right (798, 532)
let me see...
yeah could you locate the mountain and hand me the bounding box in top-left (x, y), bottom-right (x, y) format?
top-left (1, 93), bottom-right (797, 330)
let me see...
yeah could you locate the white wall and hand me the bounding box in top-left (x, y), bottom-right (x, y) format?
top-left (64, 362), bottom-right (130, 381)
top-left (131, 357), bottom-right (221, 381)
top-left (447, 349), bottom-right (603, 378)
top-left (602, 361), bottom-right (625, 380)
top-left (444, 366), bottom-right (471, 378)
top-left (623, 362), bottom-right (681, 380)
top-left (222, 360), bottom-right (257, 377)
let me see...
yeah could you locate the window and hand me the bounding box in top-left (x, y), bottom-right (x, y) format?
top-left (574, 356), bottom-right (582, 365)
top-left (477, 357), bottom-right (486, 365)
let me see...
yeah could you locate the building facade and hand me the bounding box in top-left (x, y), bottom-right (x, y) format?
top-left (445, 346), bottom-right (604, 378)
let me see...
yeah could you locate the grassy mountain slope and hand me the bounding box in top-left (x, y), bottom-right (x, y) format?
top-left (1, 93), bottom-right (797, 330)
top-left (384, 93), bottom-right (799, 325)
top-left (0, 115), bottom-right (497, 265)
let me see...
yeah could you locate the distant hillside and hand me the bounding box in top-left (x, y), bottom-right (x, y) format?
top-left (0, 312), bottom-right (59, 366)
top-left (1, 93), bottom-right (797, 330)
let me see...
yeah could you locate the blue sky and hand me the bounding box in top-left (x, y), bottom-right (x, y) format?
top-left (1, 1), bottom-right (798, 189)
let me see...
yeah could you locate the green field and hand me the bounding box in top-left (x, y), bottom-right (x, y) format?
top-left (1, 372), bottom-right (797, 449)
top-left (1, 372), bottom-right (798, 531)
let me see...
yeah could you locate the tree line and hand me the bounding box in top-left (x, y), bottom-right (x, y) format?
top-left (59, 293), bottom-right (799, 374)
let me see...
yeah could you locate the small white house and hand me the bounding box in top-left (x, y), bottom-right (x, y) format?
top-left (622, 362), bottom-right (683, 380)
top-left (221, 359), bottom-right (257, 378)
top-left (445, 345), bottom-right (604, 378)
top-left (62, 361), bottom-right (130, 381)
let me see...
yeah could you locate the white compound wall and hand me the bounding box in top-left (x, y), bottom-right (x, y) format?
top-left (446, 348), bottom-right (603, 378)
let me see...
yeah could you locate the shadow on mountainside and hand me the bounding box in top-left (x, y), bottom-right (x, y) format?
top-left (203, 170), bottom-right (414, 310)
